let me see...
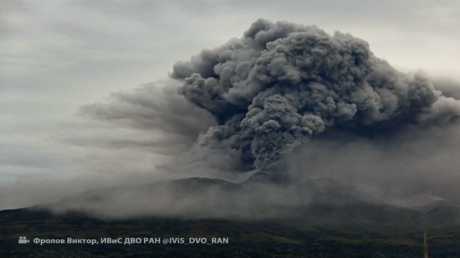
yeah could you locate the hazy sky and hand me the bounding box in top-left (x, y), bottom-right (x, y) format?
top-left (1, 0), bottom-right (460, 209)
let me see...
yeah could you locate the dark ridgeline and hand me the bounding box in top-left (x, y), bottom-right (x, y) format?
top-left (1, 177), bottom-right (460, 257)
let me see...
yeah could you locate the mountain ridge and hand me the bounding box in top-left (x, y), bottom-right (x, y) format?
top-left (1, 176), bottom-right (459, 257)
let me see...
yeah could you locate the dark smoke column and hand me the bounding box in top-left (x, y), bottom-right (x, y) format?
top-left (171, 19), bottom-right (452, 175)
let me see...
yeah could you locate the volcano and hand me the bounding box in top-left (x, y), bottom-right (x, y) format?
top-left (1, 177), bottom-right (460, 257)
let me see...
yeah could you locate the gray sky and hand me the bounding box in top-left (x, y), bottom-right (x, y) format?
top-left (1, 0), bottom-right (460, 209)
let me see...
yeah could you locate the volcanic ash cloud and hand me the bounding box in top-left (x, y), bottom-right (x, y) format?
top-left (168, 19), bottom-right (460, 175)
top-left (82, 19), bottom-right (460, 178)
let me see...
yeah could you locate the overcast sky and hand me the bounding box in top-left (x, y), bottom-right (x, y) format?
top-left (1, 0), bottom-right (460, 209)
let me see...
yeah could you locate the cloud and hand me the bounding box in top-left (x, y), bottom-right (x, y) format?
top-left (168, 19), bottom-right (460, 174)
top-left (77, 80), bottom-right (216, 155)
top-left (286, 121), bottom-right (460, 201)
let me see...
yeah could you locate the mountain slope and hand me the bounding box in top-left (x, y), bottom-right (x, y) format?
top-left (1, 177), bottom-right (459, 257)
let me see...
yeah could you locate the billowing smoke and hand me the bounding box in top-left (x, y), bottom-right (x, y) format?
top-left (15, 18), bottom-right (460, 219)
top-left (166, 19), bottom-right (460, 174)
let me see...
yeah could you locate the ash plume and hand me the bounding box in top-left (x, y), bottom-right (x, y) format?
top-left (23, 19), bottom-right (460, 219)
top-left (166, 19), bottom-right (460, 174)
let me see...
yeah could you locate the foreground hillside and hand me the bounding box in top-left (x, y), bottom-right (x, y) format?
top-left (1, 177), bottom-right (459, 257)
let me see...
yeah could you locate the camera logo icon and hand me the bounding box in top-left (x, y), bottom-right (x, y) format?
top-left (18, 236), bottom-right (29, 244)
